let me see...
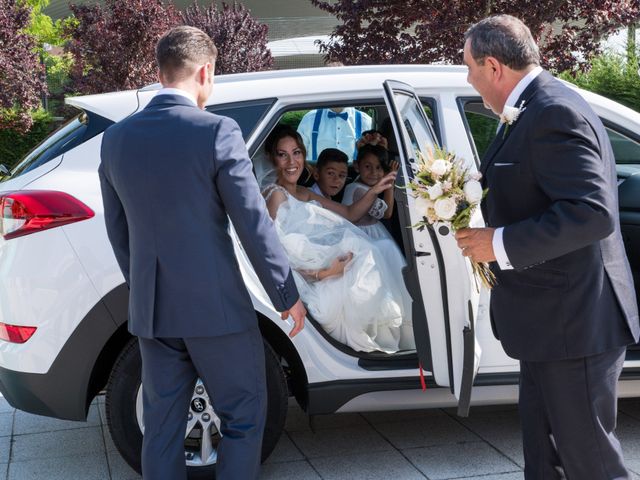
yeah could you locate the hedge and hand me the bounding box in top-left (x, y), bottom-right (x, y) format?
top-left (0, 110), bottom-right (55, 171)
top-left (560, 53), bottom-right (640, 113)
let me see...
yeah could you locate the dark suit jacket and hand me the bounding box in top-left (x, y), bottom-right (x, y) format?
top-left (481, 71), bottom-right (640, 361)
top-left (99, 94), bottom-right (298, 338)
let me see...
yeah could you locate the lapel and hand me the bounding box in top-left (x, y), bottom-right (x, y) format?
top-left (144, 93), bottom-right (199, 111)
top-left (480, 70), bottom-right (555, 178)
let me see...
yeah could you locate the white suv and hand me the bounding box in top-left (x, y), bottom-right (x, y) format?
top-left (2, 65), bottom-right (640, 478)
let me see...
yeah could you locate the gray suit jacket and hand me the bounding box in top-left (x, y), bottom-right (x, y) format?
top-left (481, 71), bottom-right (640, 361)
top-left (99, 94), bottom-right (298, 338)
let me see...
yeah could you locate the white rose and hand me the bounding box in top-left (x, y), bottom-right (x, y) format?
top-left (429, 159), bottom-right (449, 176)
top-left (434, 197), bottom-right (457, 220)
top-left (463, 180), bottom-right (483, 204)
top-left (499, 105), bottom-right (521, 125)
top-left (427, 182), bottom-right (443, 200)
top-left (413, 195), bottom-right (432, 217)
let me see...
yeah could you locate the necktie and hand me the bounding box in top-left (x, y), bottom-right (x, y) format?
top-left (327, 110), bottom-right (349, 121)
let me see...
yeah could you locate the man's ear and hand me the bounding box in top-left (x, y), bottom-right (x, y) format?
top-left (313, 169), bottom-right (320, 181)
top-left (485, 56), bottom-right (502, 80)
top-left (196, 64), bottom-right (208, 85)
top-left (353, 162), bottom-right (360, 173)
top-left (206, 62), bottom-right (215, 84)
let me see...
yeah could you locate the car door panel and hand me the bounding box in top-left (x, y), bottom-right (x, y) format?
top-left (383, 80), bottom-right (482, 415)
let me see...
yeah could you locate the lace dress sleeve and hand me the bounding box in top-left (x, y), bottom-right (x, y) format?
top-left (352, 185), bottom-right (388, 220)
top-left (262, 184), bottom-right (288, 203)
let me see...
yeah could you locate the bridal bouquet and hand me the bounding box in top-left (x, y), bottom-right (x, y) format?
top-left (408, 145), bottom-right (496, 290)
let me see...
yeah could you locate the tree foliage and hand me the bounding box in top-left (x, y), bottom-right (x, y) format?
top-left (560, 52), bottom-right (640, 112)
top-left (0, 0), bottom-right (47, 132)
top-left (311, 0), bottom-right (640, 73)
top-left (65, 0), bottom-right (180, 95)
top-left (181, 1), bottom-right (273, 75)
top-left (24, 0), bottom-right (69, 48)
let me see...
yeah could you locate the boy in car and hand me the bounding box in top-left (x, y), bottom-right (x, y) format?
top-left (310, 148), bottom-right (349, 199)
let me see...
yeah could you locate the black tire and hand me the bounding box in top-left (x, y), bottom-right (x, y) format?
top-left (105, 337), bottom-right (289, 479)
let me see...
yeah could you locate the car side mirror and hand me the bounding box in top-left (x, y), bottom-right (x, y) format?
top-left (0, 164), bottom-right (11, 177)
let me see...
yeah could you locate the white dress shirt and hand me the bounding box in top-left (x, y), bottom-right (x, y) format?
top-left (156, 87), bottom-right (198, 107)
top-left (310, 183), bottom-right (328, 198)
top-left (297, 107), bottom-right (372, 162)
top-left (492, 66), bottom-right (543, 270)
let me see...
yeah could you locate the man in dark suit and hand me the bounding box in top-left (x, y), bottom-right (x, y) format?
top-left (99, 26), bottom-right (306, 480)
top-left (456, 15), bottom-right (640, 479)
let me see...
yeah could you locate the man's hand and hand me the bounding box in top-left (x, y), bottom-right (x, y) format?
top-left (455, 227), bottom-right (497, 263)
top-left (281, 298), bottom-right (306, 338)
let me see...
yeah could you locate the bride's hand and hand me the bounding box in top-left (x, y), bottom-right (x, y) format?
top-left (371, 172), bottom-right (397, 194)
top-left (327, 252), bottom-right (354, 277)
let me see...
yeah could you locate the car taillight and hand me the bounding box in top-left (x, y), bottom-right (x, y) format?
top-left (0, 191), bottom-right (94, 240)
top-left (0, 322), bottom-right (37, 343)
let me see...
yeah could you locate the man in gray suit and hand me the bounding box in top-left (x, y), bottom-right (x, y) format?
top-left (99, 26), bottom-right (306, 480)
top-left (456, 15), bottom-right (639, 479)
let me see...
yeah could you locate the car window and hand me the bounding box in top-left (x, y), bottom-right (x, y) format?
top-left (420, 100), bottom-right (440, 143)
top-left (207, 98), bottom-right (275, 141)
top-left (266, 103), bottom-right (387, 164)
top-left (4, 111), bottom-right (113, 182)
top-left (459, 99), bottom-right (499, 161)
top-left (264, 100), bottom-right (439, 162)
top-left (606, 127), bottom-right (640, 165)
top-left (389, 92), bottom-right (437, 163)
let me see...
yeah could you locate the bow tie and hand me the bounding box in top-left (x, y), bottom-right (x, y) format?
top-left (327, 110), bottom-right (349, 120)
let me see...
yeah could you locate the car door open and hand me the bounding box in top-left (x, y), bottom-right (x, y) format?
top-left (383, 79), bottom-right (482, 416)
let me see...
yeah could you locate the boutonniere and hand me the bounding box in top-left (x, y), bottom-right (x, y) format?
top-left (499, 100), bottom-right (527, 138)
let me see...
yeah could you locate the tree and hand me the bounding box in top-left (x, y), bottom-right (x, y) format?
top-left (311, 0), bottom-right (640, 73)
top-left (65, 0), bottom-right (180, 95)
top-left (0, 0), bottom-right (47, 132)
top-left (181, 1), bottom-right (273, 75)
top-left (23, 0), bottom-right (76, 115)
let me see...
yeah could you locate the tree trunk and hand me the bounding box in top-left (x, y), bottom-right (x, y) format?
top-left (484, 0), bottom-right (493, 17)
top-left (628, 23), bottom-right (637, 68)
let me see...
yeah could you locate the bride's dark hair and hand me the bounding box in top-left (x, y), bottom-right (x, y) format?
top-left (264, 125), bottom-right (307, 161)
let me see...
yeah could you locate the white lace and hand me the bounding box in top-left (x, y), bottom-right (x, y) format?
top-left (368, 198), bottom-right (388, 220)
top-left (262, 184), bottom-right (289, 203)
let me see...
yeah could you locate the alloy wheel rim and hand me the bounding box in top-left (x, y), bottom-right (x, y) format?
top-left (135, 379), bottom-right (222, 467)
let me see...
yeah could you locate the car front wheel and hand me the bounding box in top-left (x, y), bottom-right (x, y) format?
top-left (105, 337), bottom-right (288, 479)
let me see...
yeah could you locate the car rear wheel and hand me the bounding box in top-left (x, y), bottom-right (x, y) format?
top-left (105, 337), bottom-right (288, 479)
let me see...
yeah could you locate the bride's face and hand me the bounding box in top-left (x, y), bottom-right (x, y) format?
top-left (273, 136), bottom-right (305, 185)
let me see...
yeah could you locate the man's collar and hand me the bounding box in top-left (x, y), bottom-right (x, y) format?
top-left (156, 87), bottom-right (198, 107)
top-left (504, 66), bottom-right (543, 109)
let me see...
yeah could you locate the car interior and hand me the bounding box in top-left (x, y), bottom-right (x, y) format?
top-left (250, 102), bottom-right (420, 363)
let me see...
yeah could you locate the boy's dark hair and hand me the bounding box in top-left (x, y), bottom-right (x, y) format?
top-left (356, 144), bottom-right (390, 172)
top-left (360, 129), bottom-right (384, 137)
top-left (316, 148), bottom-right (348, 170)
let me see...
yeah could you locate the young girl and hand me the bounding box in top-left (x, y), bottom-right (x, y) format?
top-left (342, 144), bottom-right (398, 242)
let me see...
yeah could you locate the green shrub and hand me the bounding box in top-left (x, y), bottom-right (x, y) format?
top-left (560, 53), bottom-right (640, 112)
top-left (279, 110), bottom-right (309, 129)
top-left (0, 110), bottom-right (55, 170)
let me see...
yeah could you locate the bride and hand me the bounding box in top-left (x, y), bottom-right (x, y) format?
top-left (262, 126), bottom-right (415, 353)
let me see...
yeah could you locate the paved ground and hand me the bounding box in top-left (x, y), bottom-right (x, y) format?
top-left (3, 395), bottom-right (640, 480)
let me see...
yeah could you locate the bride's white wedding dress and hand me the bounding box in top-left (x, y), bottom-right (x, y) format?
top-left (264, 184), bottom-right (415, 353)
